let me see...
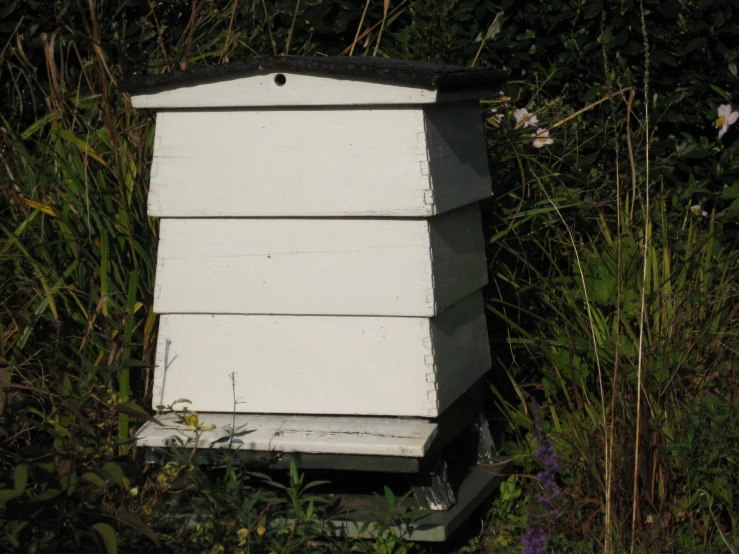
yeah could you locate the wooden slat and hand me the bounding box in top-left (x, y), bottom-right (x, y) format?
top-left (151, 291), bottom-right (490, 417)
top-left (134, 413), bottom-right (438, 458)
top-left (423, 101), bottom-right (492, 215)
top-left (147, 102), bottom-right (491, 218)
top-left (430, 293), bottom-right (492, 414)
top-left (153, 205), bottom-right (486, 317)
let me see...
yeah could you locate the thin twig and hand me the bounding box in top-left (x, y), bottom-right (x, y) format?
top-left (8, 384), bottom-right (63, 398)
top-left (220, 0), bottom-right (240, 63)
top-left (349, 0), bottom-right (372, 56)
top-left (185, 0), bottom-right (198, 69)
top-left (551, 87), bottom-right (634, 130)
top-left (535, 179), bottom-right (607, 491)
top-left (471, 14), bottom-right (499, 67)
top-left (0, 16), bottom-right (24, 59)
top-left (284, 0), bottom-right (301, 55)
top-left (259, 0), bottom-right (277, 56)
top-left (373, 0), bottom-right (391, 57)
top-left (339, 0), bottom-right (416, 56)
top-left (601, 8), bottom-right (617, 550)
top-left (631, 1), bottom-right (651, 551)
top-left (626, 89), bottom-right (638, 220)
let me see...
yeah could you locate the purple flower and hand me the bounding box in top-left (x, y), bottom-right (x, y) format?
top-left (521, 403), bottom-right (561, 553)
top-left (535, 440), bottom-right (560, 508)
top-left (521, 523), bottom-right (548, 554)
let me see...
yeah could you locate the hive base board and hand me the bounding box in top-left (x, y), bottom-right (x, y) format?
top-left (154, 462), bottom-right (511, 543)
top-left (137, 380), bottom-right (485, 473)
top-left (317, 462), bottom-right (510, 542)
top-left (146, 448), bottom-right (427, 473)
top-left (145, 394), bottom-right (508, 542)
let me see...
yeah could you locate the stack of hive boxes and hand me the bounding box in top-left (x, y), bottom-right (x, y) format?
top-left (127, 57), bottom-right (506, 463)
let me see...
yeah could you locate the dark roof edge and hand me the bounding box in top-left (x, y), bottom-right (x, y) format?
top-left (118, 56), bottom-right (507, 95)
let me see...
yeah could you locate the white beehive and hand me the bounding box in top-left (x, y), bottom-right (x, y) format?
top-left (123, 56), bottom-right (505, 427)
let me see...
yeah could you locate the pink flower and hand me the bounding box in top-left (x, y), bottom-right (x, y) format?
top-left (532, 128), bottom-right (553, 148)
top-left (716, 104), bottom-right (738, 138)
top-left (690, 205), bottom-right (708, 217)
top-left (514, 108), bottom-right (538, 128)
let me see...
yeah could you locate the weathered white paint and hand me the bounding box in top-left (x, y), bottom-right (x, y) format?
top-left (151, 291), bottom-right (490, 417)
top-left (134, 412), bottom-right (438, 458)
top-left (153, 205), bottom-right (486, 317)
top-left (147, 102), bottom-right (491, 218)
top-left (131, 72), bottom-right (499, 109)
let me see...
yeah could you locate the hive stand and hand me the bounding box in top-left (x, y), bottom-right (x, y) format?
top-left (121, 56), bottom-right (509, 541)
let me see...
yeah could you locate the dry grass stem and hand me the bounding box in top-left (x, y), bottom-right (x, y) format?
top-left (471, 15), bottom-right (499, 68)
top-left (631, 1), bottom-right (651, 551)
top-left (551, 87), bottom-right (634, 130)
top-left (373, 0), bottom-right (391, 56)
top-left (259, 0), bottom-right (277, 56)
top-left (284, 0), bottom-right (301, 55)
top-left (349, 0), bottom-right (372, 56)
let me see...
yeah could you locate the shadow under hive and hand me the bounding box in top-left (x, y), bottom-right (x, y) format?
top-left (121, 56), bottom-right (511, 542)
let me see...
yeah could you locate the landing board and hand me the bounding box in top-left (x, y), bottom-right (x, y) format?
top-left (134, 413), bottom-right (438, 458)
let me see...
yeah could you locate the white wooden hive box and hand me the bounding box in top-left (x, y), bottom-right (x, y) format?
top-left (146, 102), bottom-right (490, 218)
top-left (153, 204), bottom-right (486, 317)
top-left (153, 291), bottom-right (490, 418)
top-left (120, 56), bottom-right (506, 218)
top-left (120, 57), bottom-right (505, 420)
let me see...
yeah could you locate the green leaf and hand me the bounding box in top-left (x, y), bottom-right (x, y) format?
top-left (289, 458), bottom-right (299, 486)
top-left (727, 198), bottom-right (739, 219)
top-left (100, 230), bottom-right (109, 317)
top-left (116, 402), bottom-right (163, 426)
top-left (582, 2), bottom-right (602, 19)
top-left (683, 37), bottom-right (707, 54)
top-left (92, 523), bottom-right (118, 554)
top-left (14, 464), bottom-right (28, 492)
top-left (721, 184), bottom-right (739, 200)
top-left (33, 488), bottom-right (61, 502)
top-left (301, 480), bottom-right (331, 491)
top-left (101, 462), bottom-right (125, 488)
top-left (384, 486), bottom-right (395, 506)
top-left (171, 398), bottom-right (192, 405)
top-left (20, 112), bottom-right (59, 140)
top-left (306, 500), bottom-right (314, 521)
top-left (50, 125), bottom-right (107, 166)
top-left (709, 85), bottom-right (731, 99)
top-left (81, 472), bottom-right (108, 489)
top-left (0, 1), bottom-right (18, 19)
top-left (0, 489), bottom-right (22, 503)
top-left (115, 511), bottom-right (159, 545)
